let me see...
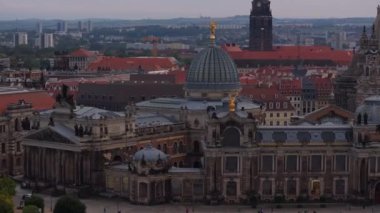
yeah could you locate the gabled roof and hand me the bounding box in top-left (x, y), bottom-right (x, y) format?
top-left (303, 105), bottom-right (354, 123)
top-left (24, 123), bottom-right (86, 151)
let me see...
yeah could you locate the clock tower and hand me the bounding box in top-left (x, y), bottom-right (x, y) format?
top-left (249, 0), bottom-right (273, 51)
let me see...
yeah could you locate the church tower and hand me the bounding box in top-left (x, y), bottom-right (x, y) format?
top-left (249, 0), bottom-right (273, 51)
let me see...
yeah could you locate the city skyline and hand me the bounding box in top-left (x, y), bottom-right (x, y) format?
top-left (0, 0), bottom-right (378, 20)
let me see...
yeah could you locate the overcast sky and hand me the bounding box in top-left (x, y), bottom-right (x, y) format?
top-left (0, 0), bottom-right (378, 20)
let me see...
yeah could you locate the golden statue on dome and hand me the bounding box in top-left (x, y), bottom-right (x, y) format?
top-left (210, 20), bottom-right (217, 40)
top-left (229, 95), bottom-right (236, 112)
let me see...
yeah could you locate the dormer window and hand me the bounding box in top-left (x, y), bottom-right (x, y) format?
top-left (276, 102), bottom-right (280, 109)
top-left (284, 102), bottom-right (288, 109)
top-left (269, 102), bottom-right (273, 109)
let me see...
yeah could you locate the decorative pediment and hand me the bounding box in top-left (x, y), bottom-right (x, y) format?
top-left (26, 128), bottom-right (76, 144)
top-left (303, 105), bottom-right (354, 125)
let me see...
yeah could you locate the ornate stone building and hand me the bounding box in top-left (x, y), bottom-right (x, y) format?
top-left (0, 100), bottom-right (36, 176)
top-left (249, 0), bottom-right (273, 51)
top-left (335, 6), bottom-right (380, 112)
top-left (22, 21), bottom-right (380, 205)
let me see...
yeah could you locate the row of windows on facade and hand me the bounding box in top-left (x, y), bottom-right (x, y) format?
top-left (357, 113), bottom-right (369, 125)
top-left (1, 142), bottom-right (21, 154)
top-left (266, 102), bottom-right (289, 110)
top-left (260, 178), bottom-right (346, 196)
top-left (268, 112), bottom-right (294, 118)
top-left (170, 179), bottom-right (346, 198)
top-left (264, 121), bottom-right (288, 126)
top-left (223, 155), bottom-right (349, 174)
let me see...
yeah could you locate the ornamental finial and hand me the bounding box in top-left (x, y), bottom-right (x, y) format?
top-left (210, 20), bottom-right (217, 41)
top-left (229, 95), bottom-right (236, 113)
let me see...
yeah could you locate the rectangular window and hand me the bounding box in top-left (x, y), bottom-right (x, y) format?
top-left (287, 179), bottom-right (297, 195)
top-left (193, 180), bottom-right (203, 196)
top-left (311, 155), bottom-right (323, 172)
top-left (1, 143), bottom-right (5, 154)
top-left (335, 179), bottom-right (345, 195)
top-left (335, 155), bottom-right (347, 172)
top-left (286, 155), bottom-right (298, 172)
top-left (377, 157), bottom-right (380, 173)
top-left (16, 142), bottom-right (20, 152)
top-left (262, 155), bottom-right (274, 172)
top-left (262, 180), bottom-right (272, 195)
top-left (370, 157), bottom-right (376, 173)
top-left (225, 156), bottom-right (238, 173)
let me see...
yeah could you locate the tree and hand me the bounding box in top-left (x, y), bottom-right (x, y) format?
top-left (0, 197), bottom-right (13, 213)
top-left (0, 177), bottom-right (16, 197)
top-left (54, 196), bottom-right (86, 213)
top-left (23, 205), bottom-right (40, 213)
top-left (25, 195), bottom-right (44, 213)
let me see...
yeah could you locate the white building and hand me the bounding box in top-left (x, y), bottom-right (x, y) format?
top-left (42, 33), bottom-right (54, 48)
top-left (14, 32), bottom-right (28, 46)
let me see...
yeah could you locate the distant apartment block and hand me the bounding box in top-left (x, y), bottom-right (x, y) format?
top-left (57, 20), bottom-right (68, 33)
top-left (14, 32), bottom-right (28, 46)
top-left (42, 33), bottom-right (54, 48)
top-left (36, 22), bottom-right (43, 34)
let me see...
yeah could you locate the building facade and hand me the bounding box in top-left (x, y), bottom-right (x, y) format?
top-left (335, 7), bottom-right (380, 112)
top-left (0, 100), bottom-right (36, 176)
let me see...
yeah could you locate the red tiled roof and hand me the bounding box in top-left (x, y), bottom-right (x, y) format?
top-left (241, 86), bottom-right (286, 101)
top-left (69, 48), bottom-right (96, 57)
top-left (87, 57), bottom-right (178, 72)
top-left (224, 45), bottom-right (353, 66)
top-left (0, 91), bottom-right (55, 114)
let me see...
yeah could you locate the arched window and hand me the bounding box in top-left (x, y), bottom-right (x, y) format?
top-left (221, 127), bottom-right (241, 147)
top-left (179, 141), bottom-right (184, 153)
top-left (173, 142), bottom-right (178, 154)
top-left (193, 141), bottom-right (200, 153)
top-left (16, 142), bottom-right (20, 152)
top-left (139, 182), bottom-right (148, 199)
top-left (364, 113), bottom-right (368, 125)
top-left (157, 144), bottom-right (161, 150)
top-left (357, 114), bottom-right (362, 125)
top-left (15, 118), bottom-right (20, 131)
